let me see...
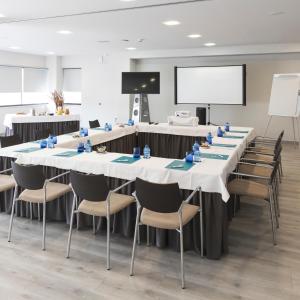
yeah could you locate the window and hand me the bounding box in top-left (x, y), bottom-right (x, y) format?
top-left (23, 68), bottom-right (49, 104)
top-left (0, 66), bottom-right (22, 106)
top-left (0, 65), bottom-right (49, 106)
top-left (63, 68), bottom-right (82, 104)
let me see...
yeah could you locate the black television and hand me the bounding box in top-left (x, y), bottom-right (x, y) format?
top-left (122, 72), bottom-right (160, 94)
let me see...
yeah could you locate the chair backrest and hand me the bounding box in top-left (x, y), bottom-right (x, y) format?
top-left (0, 135), bottom-right (22, 148)
top-left (70, 170), bottom-right (109, 202)
top-left (12, 162), bottom-right (45, 190)
top-left (89, 120), bottom-right (100, 129)
top-left (135, 177), bottom-right (182, 213)
top-left (35, 128), bottom-right (52, 140)
top-left (269, 159), bottom-right (280, 185)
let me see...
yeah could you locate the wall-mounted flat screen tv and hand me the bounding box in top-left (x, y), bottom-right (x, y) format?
top-left (122, 72), bottom-right (160, 94)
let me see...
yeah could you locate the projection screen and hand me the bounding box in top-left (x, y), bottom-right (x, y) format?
top-left (175, 65), bottom-right (246, 105)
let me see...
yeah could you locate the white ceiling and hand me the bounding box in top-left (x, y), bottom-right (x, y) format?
top-left (0, 0), bottom-right (299, 56)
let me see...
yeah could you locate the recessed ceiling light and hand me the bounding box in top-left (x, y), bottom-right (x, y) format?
top-left (204, 42), bottom-right (216, 47)
top-left (188, 34), bottom-right (202, 39)
top-left (47, 51), bottom-right (55, 55)
top-left (120, 0), bottom-right (136, 2)
top-left (163, 20), bottom-right (181, 26)
top-left (269, 11), bottom-right (285, 16)
top-left (0, 13), bottom-right (5, 18)
top-left (57, 30), bottom-right (72, 35)
top-left (9, 46), bottom-right (21, 50)
top-left (126, 47), bottom-right (136, 50)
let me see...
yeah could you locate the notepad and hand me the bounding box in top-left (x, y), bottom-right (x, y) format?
top-left (165, 160), bottom-right (195, 171)
top-left (200, 153), bottom-right (229, 160)
top-left (54, 151), bottom-right (82, 157)
top-left (221, 135), bottom-right (244, 139)
top-left (212, 143), bottom-right (237, 148)
top-left (112, 156), bottom-right (140, 164)
top-left (14, 147), bottom-right (42, 153)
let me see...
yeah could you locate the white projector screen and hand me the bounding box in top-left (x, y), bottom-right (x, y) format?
top-left (175, 65), bottom-right (246, 105)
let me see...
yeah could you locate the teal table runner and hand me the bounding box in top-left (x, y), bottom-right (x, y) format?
top-left (229, 130), bottom-right (249, 133)
top-left (221, 135), bottom-right (244, 139)
top-left (54, 151), bottom-right (82, 157)
top-left (212, 143), bottom-right (236, 148)
top-left (14, 147), bottom-right (42, 153)
top-left (200, 153), bottom-right (229, 160)
top-left (166, 160), bottom-right (195, 171)
top-left (112, 156), bottom-right (140, 164)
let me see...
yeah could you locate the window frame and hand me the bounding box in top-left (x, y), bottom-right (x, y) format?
top-left (0, 65), bottom-right (49, 107)
top-left (62, 67), bottom-right (82, 105)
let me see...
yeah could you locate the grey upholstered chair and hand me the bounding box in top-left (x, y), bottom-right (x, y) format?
top-left (89, 119), bottom-right (100, 129)
top-left (0, 168), bottom-right (15, 194)
top-left (228, 160), bottom-right (280, 245)
top-left (66, 170), bottom-right (135, 270)
top-left (130, 178), bottom-right (203, 289)
top-left (9, 162), bottom-right (71, 250)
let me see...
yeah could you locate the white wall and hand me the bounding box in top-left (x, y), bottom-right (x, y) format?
top-left (62, 54), bottom-right (131, 127)
top-left (135, 53), bottom-right (300, 141)
top-left (0, 50), bottom-right (48, 133)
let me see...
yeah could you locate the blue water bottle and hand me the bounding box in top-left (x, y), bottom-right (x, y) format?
top-left (104, 123), bottom-right (109, 132)
top-left (192, 140), bottom-right (200, 153)
top-left (85, 139), bottom-right (92, 153)
top-left (143, 145), bottom-right (151, 159)
top-left (206, 132), bottom-right (213, 145)
top-left (47, 136), bottom-right (55, 149)
top-left (217, 127), bottom-right (224, 137)
top-left (77, 142), bottom-right (85, 153)
top-left (79, 127), bottom-right (85, 137)
top-left (224, 122), bottom-right (230, 132)
top-left (133, 147), bottom-right (141, 159)
top-left (193, 150), bottom-right (201, 162)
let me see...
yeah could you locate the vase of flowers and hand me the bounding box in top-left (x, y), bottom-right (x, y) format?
top-left (51, 90), bottom-right (64, 114)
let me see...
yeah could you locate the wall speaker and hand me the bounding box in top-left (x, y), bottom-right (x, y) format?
top-left (196, 107), bottom-right (206, 125)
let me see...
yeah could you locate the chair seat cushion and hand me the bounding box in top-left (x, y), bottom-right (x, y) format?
top-left (238, 164), bottom-right (273, 178)
top-left (251, 146), bottom-right (274, 155)
top-left (19, 182), bottom-right (71, 203)
top-left (244, 153), bottom-right (274, 163)
top-left (228, 179), bottom-right (269, 199)
top-left (78, 192), bottom-right (135, 217)
top-left (0, 174), bottom-right (15, 192)
top-left (140, 203), bottom-right (199, 230)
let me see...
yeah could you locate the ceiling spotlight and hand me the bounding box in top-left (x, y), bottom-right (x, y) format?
top-left (47, 51), bottom-right (55, 55)
top-left (163, 20), bottom-right (181, 26)
top-left (188, 34), bottom-right (202, 39)
top-left (269, 11), bottom-right (285, 16)
top-left (120, 0), bottom-right (136, 2)
top-left (9, 46), bottom-right (21, 50)
top-left (204, 42), bottom-right (216, 47)
top-left (57, 30), bottom-right (73, 35)
top-left (0, 13), bottom-right (5, 18)
top-left (126, 47), bottom-right (136, 50)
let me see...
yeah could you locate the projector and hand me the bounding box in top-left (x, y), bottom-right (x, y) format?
top-left (175, 111), bottom-right (191, 118)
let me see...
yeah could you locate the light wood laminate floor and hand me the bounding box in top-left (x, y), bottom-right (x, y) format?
top-left (0, 144), bottom-right (299, 300)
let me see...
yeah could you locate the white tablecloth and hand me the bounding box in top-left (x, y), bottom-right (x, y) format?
top-left (3, 114), bottom-right (81, 129)
top-left (0, 126), bottom-right (255, 202)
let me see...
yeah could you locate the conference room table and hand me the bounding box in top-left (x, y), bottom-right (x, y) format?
top-left (3, 114), bottom-right (81, 143)
top-left (0, 123), bottom-right (255, 259)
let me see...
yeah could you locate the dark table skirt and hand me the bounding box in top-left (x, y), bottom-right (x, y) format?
top-left (137, 132), bottom-right (205, 159)
top-left (9, 121), bottom-right (80, 143)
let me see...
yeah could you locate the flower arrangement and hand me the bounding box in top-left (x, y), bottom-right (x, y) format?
top-left (51, 90), bottom-right (64, 109)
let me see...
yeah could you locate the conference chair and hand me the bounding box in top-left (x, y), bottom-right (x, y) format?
top-left (0, 168), bottom-right (15, 195)
top-left (130, 178), bottom-right (203, 289)
top-left (89, 120), bottom-right (100, 129)
top-left (8, 162), bottom-right (71, 250)
top-left (66, 171), bottom-right (135, 270)
top-left (0, 135), bottom-right (22, 148)
top-left (227, 160), bottom-right (280, 245)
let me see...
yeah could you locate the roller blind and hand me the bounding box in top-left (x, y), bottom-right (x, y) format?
top-left (23, 68), bottom-right (48, 92)
top-left (63, 68), bottom-right (81, 92)
top-left (0, 66), bottom-right (22, 93)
